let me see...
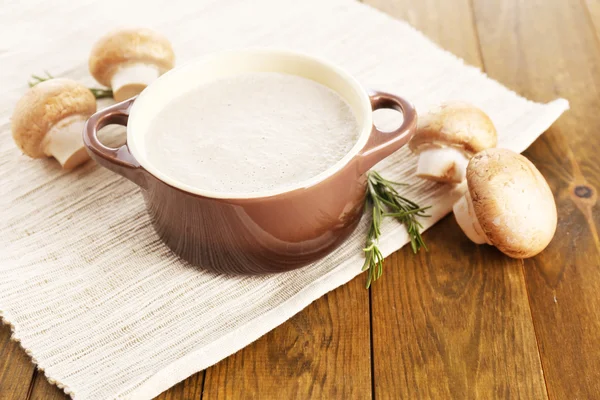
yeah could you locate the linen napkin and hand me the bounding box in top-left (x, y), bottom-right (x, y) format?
top-left (0, 0), bottom-right (568, 398)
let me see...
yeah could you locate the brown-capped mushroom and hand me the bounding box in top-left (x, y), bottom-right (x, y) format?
top-left (11, 78), bottom-right (96, 169)
top-left (409, 102), bottom-right (497, 183)
top-left (453, 148), bottom-right (557, 258)
top-left (89, 28), bottom-right (175, 102)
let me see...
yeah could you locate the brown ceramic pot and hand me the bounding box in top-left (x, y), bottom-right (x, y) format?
top-left (83, 49), bottom-right (416, 274)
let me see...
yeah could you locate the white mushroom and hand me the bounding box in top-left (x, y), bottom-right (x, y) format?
top-left (11, 78), bottom-right (96, 169)
top-left (89, 28), bottom-right (175, 102)
top-left (453, 148), bottom-right (557, 258)
top-left (409, 102), bottom-right (497, 183)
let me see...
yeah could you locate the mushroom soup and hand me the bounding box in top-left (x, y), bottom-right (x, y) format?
top-left (145, 72), bottom-right (360, 193)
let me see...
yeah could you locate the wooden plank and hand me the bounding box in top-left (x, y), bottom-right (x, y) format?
top-left (364, 1), bottom-right (548, 398)
top-left (155, 372), bottom-right (204, 400)
top-left (371, 217), bottom-right (548, 399)
top-left (0, 324), bottom-right (36, 400)
top-left (584, 0), bottom-right (600, 39)
top-left (202, 276), bottom-right (371, 399)
top-left (472, 0), bottom-right (600, 398)
top-left (365, 0), bottom-right (481, 64)
top-left (28, 372), bottom-right (68, 400)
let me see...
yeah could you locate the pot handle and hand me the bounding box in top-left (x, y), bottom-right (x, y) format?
top-left (358, 91), bottom-right (417, 173)
top-left (83, 97), bottom-right (148, 189)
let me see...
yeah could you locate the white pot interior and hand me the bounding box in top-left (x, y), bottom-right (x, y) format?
top-left (127, 49), bottom-right (373, 199)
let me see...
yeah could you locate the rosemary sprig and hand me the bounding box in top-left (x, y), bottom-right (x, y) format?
top-left (88, 87), bottom-right (114, 99)
top-left (362, 171), bottom-right (430, 288)
top-left (28, 71), bottom-right (113, 99)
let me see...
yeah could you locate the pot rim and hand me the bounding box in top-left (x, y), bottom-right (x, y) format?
top-left (126, 48), bottom-right (373, 200)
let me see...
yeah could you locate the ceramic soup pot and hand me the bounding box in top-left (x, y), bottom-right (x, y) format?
top-left (84, 49), bottom-right (416, 274)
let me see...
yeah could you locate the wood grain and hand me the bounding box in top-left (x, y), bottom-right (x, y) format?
top-left (202, 275), bottom-right (371, 399)
top-left (365, 0), bottom-right (481, 63)
top-left (365, 1), bottom-right (548, 398)
top-left (584, 0), bottom-right (600, 39)
top-left (155, 372), bottom-right (204, 400)
top-left (0, 325), bottom-right (36, 400)
top-left (370, 217), bottom-right (547, 399)
top-left (28, 371), bottom-right (68, 400)
top-left (472, 0), bottom-right (600, 398)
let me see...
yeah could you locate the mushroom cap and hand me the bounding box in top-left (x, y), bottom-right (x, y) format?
top-left (11, 78), bottom-right (96, 158)
top-left (409, 102), bottom-right (498, 155)
top-left (89, 28), bottom-right (175, 87)
top-left (467, 148), bottom-right (557, 258)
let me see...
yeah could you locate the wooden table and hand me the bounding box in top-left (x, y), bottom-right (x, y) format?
top-left (2, 0), bottom-right (599, 398)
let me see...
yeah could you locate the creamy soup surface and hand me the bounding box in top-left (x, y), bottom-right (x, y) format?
top-left (145, 72), bottom-right (360, 194)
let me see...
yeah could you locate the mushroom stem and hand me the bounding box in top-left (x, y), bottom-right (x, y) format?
top-left (416, 147), bottom-right (469, 183)
top-left (42, 115), bottom-right (90, 169)
top-left (453, 191), bottom-right (487, 244)
top-left (110, 63), bottom-right (160, 102)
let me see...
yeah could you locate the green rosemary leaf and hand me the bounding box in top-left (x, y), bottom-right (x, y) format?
top-left (27, 72), bottom-right (113, 100)
top-left (369, 170), bottom-right (406, 185)
top-left (362, 170), bottom-right (430, 288)
top-left (383, 208), bottom-right (430, 218)
top-left (88, 87), bottom-right (114, 100)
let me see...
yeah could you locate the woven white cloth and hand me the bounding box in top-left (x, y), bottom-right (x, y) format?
top-left (0, 0), bottom-right (568, 398)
